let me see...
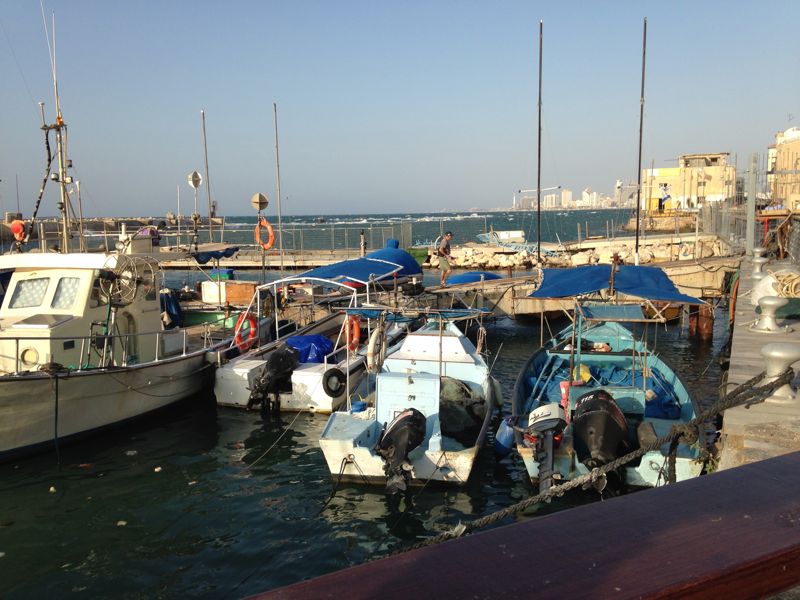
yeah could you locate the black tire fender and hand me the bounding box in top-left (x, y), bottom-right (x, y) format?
top-left (322, 367), bottom-right (346, 398)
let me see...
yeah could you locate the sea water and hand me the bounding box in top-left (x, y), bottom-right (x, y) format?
top-left (0, 210), bottom-right (728, 598)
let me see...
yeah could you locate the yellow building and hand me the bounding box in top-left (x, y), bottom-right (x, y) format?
top-left (768, 127), bottom-right (800, 209)
top-left (641, 153), bottom-right (736, 212)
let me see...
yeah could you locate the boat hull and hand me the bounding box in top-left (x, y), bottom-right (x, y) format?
top-left (0, 353), bottom-right (212, 460)
top-left (511, 320), bottom-right (705, 489)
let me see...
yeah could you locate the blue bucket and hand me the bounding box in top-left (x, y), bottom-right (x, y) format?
top-left (351, 401), bottom-right (367, 413)
top-left (494, 418), bottom-right (515, 457)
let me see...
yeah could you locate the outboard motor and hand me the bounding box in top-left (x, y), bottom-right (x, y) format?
top-left (572, 389), bottom-right (628, 471)
top-left (375, 408), bottom-right (427, 495)
top-left (524, 403), bottom-right (567, 493)
top-left (247, 345), bottom-right (299, 419)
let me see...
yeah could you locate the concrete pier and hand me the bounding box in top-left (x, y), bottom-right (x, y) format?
top-left (718, 255), bottom-right (800, 469)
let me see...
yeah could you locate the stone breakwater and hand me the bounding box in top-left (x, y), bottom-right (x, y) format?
top-left (426, 239), bottom-right (727, 270)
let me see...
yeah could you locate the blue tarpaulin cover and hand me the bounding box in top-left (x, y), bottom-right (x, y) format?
top-left (365, 243), bottom-right (423, 279)
top-left (297, 258), bottom-right (402, 285)
top-left (285, 335), bottom-right (334, 363)
top-left (192, 247), bottom-right (240, 265)
top-left (530, 265), bottom-right (703, 304)
top-left (447, 271), bottom-right (503, 285)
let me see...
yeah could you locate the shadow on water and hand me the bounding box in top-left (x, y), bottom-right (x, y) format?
top-left (0, 307), bottom-right (730, 598)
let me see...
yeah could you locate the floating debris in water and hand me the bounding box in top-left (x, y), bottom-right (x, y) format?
top-left (48, 486), bottom-right (56, 494)
top-left (116, 521), bottom-right (127, 527)
top-left (125, 450), bottom-right (138, 457)
top-left (0, 552), bottom-right (5, 559)
top-left (188, 481), bottom-right (197, 486)
top-left (153, 466), bottom-right (162, 473)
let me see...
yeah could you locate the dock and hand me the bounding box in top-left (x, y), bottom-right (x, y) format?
top-left (718, 254), bottom-right (800, 469)
top-left (427, 255), bottom-right (741, 318)
top-left (250, 451), bottom-right (800, 599)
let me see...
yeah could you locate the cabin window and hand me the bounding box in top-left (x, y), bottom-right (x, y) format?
top-left (51, 277), bottom-right (81, 309)
top-left (9, 277), bottom-right (50, 308)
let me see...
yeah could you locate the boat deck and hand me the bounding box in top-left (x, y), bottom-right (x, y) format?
top-left (718, 255), bottom-right (800, 469)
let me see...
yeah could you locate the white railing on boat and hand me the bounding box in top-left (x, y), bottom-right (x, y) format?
top-left (3, 324), bottom-right (222, 374)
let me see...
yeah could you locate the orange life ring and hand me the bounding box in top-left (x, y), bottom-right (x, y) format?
top-left (234, 312), bottom-right (258, 351)
top-left (10, 220), bottom-right (25, 242)
top-left (255, 217), bottom-right (274, 250)
top-left (345, 315), bottom-right (360, 352)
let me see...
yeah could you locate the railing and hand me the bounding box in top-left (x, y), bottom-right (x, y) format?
top-left (1, 324), bottom-right (223, 374)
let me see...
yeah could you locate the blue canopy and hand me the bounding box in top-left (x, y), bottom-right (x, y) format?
top-left (530, 265), bottom-right (703, 304)
top-left (364, 243), bottom-right (423, 279)
top-left (192, 246), bottom-right (240, 265)
top-left (447, 271), bottom-right (503, 285)
top-left (296, 242), bottom-right (421, 286)
top-left (297, 257), bottom-right (403, 285)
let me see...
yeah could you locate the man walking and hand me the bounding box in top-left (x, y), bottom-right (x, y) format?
top-left (438, 231), bottom-right (453, 286)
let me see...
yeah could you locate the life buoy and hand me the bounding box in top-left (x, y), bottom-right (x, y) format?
top-left (345, 315), bottom-right (360, 352)
top-left (10, 220), bottom-right (25, 242)
top-left (322, 367), bottom-right (346, 398)
top-left (255, 217), bottom-right (274, 250)
top-left (366, 324), bottom-right (385, 373)
top-left (234, 312), bottom-right (258, 351)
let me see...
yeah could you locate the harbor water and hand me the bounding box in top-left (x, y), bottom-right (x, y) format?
top-left (0, 210), bottom-right (728, 598)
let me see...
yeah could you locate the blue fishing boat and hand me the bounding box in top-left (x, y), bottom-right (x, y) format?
top-left (319, 307), bottom-right (503, 494)
top-left (502, 263), bottom-right (712, 493)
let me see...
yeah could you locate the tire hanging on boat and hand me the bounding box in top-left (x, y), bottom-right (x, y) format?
top-left (322, 367), bottom-right (347, 398)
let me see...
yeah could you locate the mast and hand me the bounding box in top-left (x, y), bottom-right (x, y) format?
top-left (273, 103), bottom-right (285, 277)
top-left (634, 17), bottom-right (647, 265)
top-left (201, 109), bottom-right (214, 242)
top-left (536, 20), bottom-right (543, 263)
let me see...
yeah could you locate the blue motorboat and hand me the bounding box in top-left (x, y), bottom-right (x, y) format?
top-left (504, 264), bottom-right (712, 493)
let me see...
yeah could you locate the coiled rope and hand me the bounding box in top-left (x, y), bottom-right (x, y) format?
top-left (392, 366), bottom-right (795, 555)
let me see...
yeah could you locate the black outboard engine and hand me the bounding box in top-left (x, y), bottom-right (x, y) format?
top-left (247, 345), bottom-right (299, 419)
top-left (572, 389), bottom-right (628, 472)
top-left (375, 408), bottom-right (427, 495)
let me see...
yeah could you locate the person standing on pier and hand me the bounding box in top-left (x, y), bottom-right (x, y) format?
top-left (438, 231), bottom-right (453, 286)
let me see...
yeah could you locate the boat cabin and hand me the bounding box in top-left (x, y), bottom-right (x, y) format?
top-left (0, 253), bottom-right (169, 374)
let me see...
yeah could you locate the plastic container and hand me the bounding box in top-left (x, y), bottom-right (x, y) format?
top-left (351, 400), bottom-right (367, 413)
top-left (494, 418), bottom-right (514, 457)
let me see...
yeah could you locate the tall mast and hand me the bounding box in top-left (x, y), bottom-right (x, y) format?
top-left (48, 13), bottom-right (71, 252)
top-left (273, 103), bottom-right (285, 277)
top-left (634, 17), bottom-right (647, 265)
top-left (536, 20), bottom-right (543, 263)
top-left (201, 109), bottom-right (214, 242)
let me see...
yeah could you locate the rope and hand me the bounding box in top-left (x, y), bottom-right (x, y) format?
top-left (391, 366), bottom-right (794, 555)
top-left (242, 408), bottom-right (306, 471)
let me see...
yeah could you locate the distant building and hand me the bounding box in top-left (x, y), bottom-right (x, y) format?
top-left (641, 153), bottom-right (735, 211)
top-left (768, 127), bottom-right (800, 209)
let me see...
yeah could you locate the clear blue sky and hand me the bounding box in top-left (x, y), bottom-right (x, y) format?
top-left (1, 1), bottom-right (798, 217)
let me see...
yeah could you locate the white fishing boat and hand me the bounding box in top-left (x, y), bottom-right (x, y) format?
top-left (0, 251), bottom-right (253, 460)
top-left (319, 307), bottom-right (503, 493)
top-left (214, 250), bottom-right (421, 415)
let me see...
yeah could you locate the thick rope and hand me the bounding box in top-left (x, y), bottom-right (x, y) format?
top-left (392, 366), bottom-right (794, 554)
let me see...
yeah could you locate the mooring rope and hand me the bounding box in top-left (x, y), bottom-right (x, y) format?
top-left (391, 366), bottom-right (794, 555)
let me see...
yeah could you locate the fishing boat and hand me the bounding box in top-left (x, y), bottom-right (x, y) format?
top-left (319, 307), bottom-right (503, 493)
top-left (213, 249), bottom-right (422, 415)
top-left (501, 263), bottom-right (712, 492)
top-left (0, 251), bottom-right (261, 460)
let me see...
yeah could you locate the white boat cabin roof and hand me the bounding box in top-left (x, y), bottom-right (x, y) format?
top-left (0, 252), bottom-right (116, 271)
